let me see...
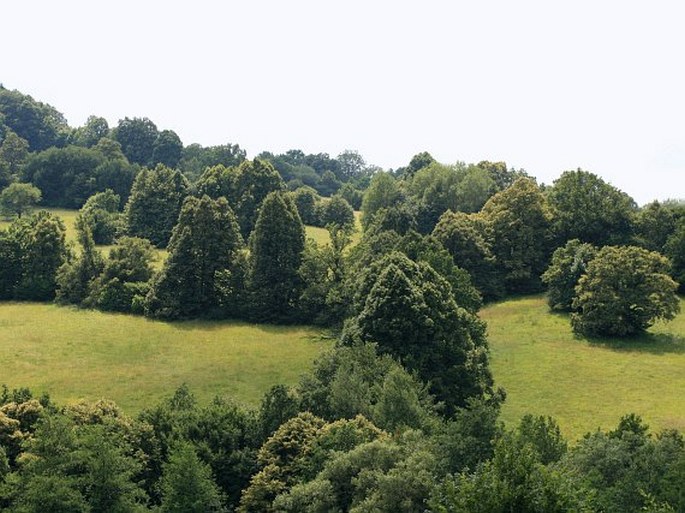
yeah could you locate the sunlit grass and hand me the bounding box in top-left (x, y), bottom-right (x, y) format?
top-left (482, 295), bottom-right (685, 440)
top-left (0, 303), bottom-right (331, 413)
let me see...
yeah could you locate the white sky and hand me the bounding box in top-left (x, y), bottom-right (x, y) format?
top-left (3, 0), bottom-right (684, 205)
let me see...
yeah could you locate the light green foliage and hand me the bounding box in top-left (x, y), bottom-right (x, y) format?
top-left (572, 245), bottom-right (680, 337)
top-left (541, 239), bottom-right (597, 312)
top-left (0, 182), bottom-right (41, 218)
top-left (248, 191), bottom-right (305, 322)
top-left (481, 177), bottom-right (553, 294)
top-left (160, 441), bottom-right (226, 513)
top-left (476, 160), bottom-right (528, 192)
top-left (548, 168), bottom-right (637, 246)
top-left (124, 164), bottom-right (189, 247)
top-left (430, 428), bottom-right (592, 513)
top-left (360, 171), bottom-right (403, 229)
top-left (433, 210), bottom-right (502, 299)
top-left (145, 195), bottom-right (244, 319)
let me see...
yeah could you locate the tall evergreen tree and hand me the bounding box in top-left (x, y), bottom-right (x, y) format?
top-left (124, 164), bottom-right (188, 247)
top-left (146, 195), bottom-right (244, 319)
top-left (248, 191), bottom-right (305, 323)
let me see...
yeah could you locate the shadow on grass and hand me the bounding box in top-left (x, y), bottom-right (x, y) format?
top-left (583, 332), bottom-right (685, 355)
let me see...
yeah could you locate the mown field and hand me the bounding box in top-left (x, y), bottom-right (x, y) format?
top-left (0, 303), bottom-right (331, 412)
top-left (482, 295), bottom-right (685, 440)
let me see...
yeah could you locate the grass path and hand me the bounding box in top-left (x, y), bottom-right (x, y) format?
top-left (482, 295), bottom-right (685, 440)
top-left (0, 303), bottom-right (330, 413)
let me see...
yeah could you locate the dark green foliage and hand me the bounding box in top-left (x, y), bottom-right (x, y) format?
top-left (402, 150), bottom-right (435, 177)
top-left (291, 186), bottom-right (320, 225)
top-left (146, 195), bottom-right (244, 319)
top-left (0, 230), bottom-right (21, 299)
top-left (112, 117), bottom-right (159, 166)
top-left (124, 164), bottom-right (189, 247)
top-left (23, 145), bottom-right (105, 208)
top-left (233, 159), bottom-right (285, 239)
top-left (517, 414), bottom-right (567, 465)
top-left (195, 163), bottom-right (237, 200)
top-left (343, 252), bottom-right (495, 415)
top-left (151, 129), bottom-right (183, 169)
top-left (365, 203), bottom-right (417, 236)
top-left (0, 129), bottom-right (30, 180)
top-left (476, 160), bottom-right (528, 192)
top-left (178, 142), bottom-right (246, 181)
top-left (70, 115), bottom-right (109, 148)
top-left (338, 182), bottom-right (363, 210)
top-left (541, 239), bottom-right (597, 312)
top-left (433, 210), bottom-right (503, 300)
top-left (319, 194), bottom-right (354, 229)
top-left (258, 385), bottom-right (301, 441)
top-left (87, 237), bottom-right (155, 312)
top-left (8, 211), bottom-right (67, 300)
top-left (248, 192), bottom-right (305, 323)
top-left (548, 168), bottom-right (637, 246)
top-left (160, 442), bottom-right (226, 513)
top-left (664, 218), bottom-right (685, 292)
top-left (634, 201), bottom-right (677, 252)
top-left (55, 218), bottom-right (104, 305)
top-left (0, 86), bottom-right (69, 151)
top-left (77, 189), bottom-right (122, 244)
top-left (481, 177), bottom-right (553, 294)
top-left (571, 245), bottom-right (680, 337)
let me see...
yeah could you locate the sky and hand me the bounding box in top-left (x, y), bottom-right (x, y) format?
top-left (3, 0), bottom-right (684, 205)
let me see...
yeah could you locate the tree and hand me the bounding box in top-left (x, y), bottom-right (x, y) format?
top-left (0, 129), bottom-right (29, 179)
top-left (571, 246), bottom-right (680, 337)
top-left (247, 191), bottom-right (305, 323)
top-left (178, 142), bottom-right (246, 181)
top-left (481, 177), bottom-right (553, 294)
top-left (160, 441), bottom-right (226, 513)
top-left (0, 86), bottom-right (70, 151)
top-left (124, 164), bottom-right (189, 247)
top-left (0, 183), bottom-right (41, 218)
top-left (336, 149), bottom-right (367, 180)
top-left (55, 216), bottom-right (104, 305)
top-left (541, 239), bottom-right (597, 312)
top-left (548, 169), bottom-right (637, 246)
top-left (634, 201), bottom-right (676, 252)
top-left (291, 186), bottom-right (320, 226)
top-left (152, 129), bottom-right (183, 168)
top-left (77, 189), bottom-right (122, 244)
top-left (112, 116), bottom-right (159, 166)
top-left (343, 252), bottom-right (496, 415)
top-left (9, 210), bottom-right (67, 300)
top-left (145, 195), bottom-right (244, 319)
top-left (71, 115), bottom-right (110, 147)
top-left (232, 159), bottom-right (285, 239)
top-left (23, 146), bottom-right (105, 208)
top-left (361, 172), bottom-right (403, 229)
top-left (664, 218), bottom-right (685, 292)
top-left (320, 195), bottom-right (355, 229)
top-left (433, 210), bottom-right (502, 299)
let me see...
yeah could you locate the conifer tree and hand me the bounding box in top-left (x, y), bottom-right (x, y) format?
top-left (248, 191), bottom-right (305, 323)
top-left (146, 195), bottom-right (244, 319)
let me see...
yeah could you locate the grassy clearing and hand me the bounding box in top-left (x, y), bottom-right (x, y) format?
top-left (304, 211), bottom-right (363, 247)
top-left (0, 303), bottom-right (331, 413)
top-left (482, 295), bottom-right (685, 440)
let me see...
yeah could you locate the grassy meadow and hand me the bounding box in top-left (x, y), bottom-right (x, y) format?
top-left (483, 295), bottom-right (685, 440)
top-left (0, 303), bottom-right (331, 413)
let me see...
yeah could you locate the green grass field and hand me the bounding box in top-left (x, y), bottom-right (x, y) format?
top-left (482, 295), bottom-right (685, 440)
top-left (0, 303), bottom-right (331, 413)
